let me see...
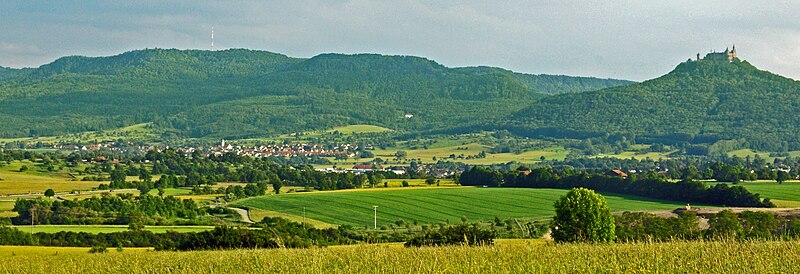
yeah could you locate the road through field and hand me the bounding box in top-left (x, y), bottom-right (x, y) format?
top-left (229, 207), bottom-right (253, 223)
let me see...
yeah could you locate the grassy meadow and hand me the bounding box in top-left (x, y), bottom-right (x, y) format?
top-left (0, 123), bottom-right (160, 145)
top-left (235, 187), bottom-right (686, 227)
top-left (0, 200), bottom-right (16, 217)
top-left (1, 240), bottom-right (798, 273)
top-left (0, 161), bottom-right (103, 195)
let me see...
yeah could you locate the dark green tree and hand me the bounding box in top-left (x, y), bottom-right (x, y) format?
top-left (551, 188), bottom-right (615, 243)
top-left (777, 171), bottom-right (791, 184)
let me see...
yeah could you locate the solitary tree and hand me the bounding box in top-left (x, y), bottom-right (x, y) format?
top-left (265, 173), bottom-right (282, 194)
top-left (44, 188), bottom-right (55, 198)
top-left (425, 177), bottom-right (436, 186)
top-left (551, 188), bottom-right (616, 243)
top-left (777, 171), bottom-right (791, 184)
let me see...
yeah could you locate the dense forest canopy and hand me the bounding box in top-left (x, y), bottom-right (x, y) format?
top-left (0, 48), bottom-right (631, 139)
top-left (0, 66), bottom-right (26, 82)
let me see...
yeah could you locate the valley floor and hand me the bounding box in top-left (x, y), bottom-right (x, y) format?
top-left (1, 240), bottom-right (798, 273)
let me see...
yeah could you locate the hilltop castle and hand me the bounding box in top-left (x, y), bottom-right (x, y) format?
top-left (697, 45), bottom-right (738, 63)
top-left (726, 45), bottom-right (737, 62)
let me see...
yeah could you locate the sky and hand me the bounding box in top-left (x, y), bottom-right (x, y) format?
top-left (1, 0), bottom-right (799, 81)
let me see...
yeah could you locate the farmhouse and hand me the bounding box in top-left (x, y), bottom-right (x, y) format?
top-left (352, 164), bottom-right (384, 174)
top-left (606, 169), bottom-right (628, 178)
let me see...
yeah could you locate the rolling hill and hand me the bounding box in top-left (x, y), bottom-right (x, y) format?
top-left (0, 49), bottom-right (631, 140)
top-left (512, 50), bottom-right (800, 152)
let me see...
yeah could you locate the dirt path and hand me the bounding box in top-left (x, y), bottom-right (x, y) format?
top-left (229, 207), bottom-right (253, 223)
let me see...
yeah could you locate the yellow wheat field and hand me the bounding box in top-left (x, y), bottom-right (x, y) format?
top-left (1, 240), bottom-right (799, 273)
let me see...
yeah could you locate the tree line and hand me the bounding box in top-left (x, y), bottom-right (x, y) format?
top-left (11, 194), bottom-right (205, 225)
top-left (615, 210), bottom-right (800, 241)
top-left (459, 166), bottom-right (774, 207)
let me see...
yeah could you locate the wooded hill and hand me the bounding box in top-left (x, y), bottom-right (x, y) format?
top-left (0, 49), bottom-right (630, 139)
top-left (511, 52), bottom-right (800, 152)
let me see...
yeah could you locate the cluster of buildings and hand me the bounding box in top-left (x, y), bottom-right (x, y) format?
top-left (201, 140), bottom-right (363, 158)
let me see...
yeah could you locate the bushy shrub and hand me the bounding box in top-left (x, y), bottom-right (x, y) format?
top-left (404, 223), bottom-right (495, 247)
top-left (89, 246), bottom-right (108, 253)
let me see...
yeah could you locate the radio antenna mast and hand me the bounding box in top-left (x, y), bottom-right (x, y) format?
top-left (211, 26), bottom-right (215, 51)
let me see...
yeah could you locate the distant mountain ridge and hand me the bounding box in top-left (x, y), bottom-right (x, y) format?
top-left (0, 48), bottom-right (632, 139)
top-left (511, 49), bottom-right (800, 151)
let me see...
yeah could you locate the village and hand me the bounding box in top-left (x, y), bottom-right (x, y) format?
top-left (20, 139), bottom-right (462, 178)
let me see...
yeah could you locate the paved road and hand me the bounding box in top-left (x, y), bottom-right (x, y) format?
top-left (229, 207), bottom-right (254, 223)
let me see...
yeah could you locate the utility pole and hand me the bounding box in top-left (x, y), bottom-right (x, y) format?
top-left (373, 205), bottom-right (378, 229)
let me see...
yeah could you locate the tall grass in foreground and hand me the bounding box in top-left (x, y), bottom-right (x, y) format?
top-left (2, 240), bottom-right (799, 273)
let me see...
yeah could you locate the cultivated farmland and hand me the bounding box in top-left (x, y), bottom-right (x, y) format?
top-left (235, 187), bottom-right (686, 227)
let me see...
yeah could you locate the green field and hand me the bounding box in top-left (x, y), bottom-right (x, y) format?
top-left (706, 181), bottom-right (800, 207)
top-left (147, 188), bottom-right (193, 196)
top-left (0, 161), bottom-right (103, 195)
top-left (326, 125), bottom-right (392, 135)
top-left (235, 187), bottom-right (686, 227)
top-left (594, 150), bottom-right (676, 160)
top-left (240, 124), bottom-right (392, 145)
top-left (727, 149), bottom-right (800, 162)
top-left (1, 240), bottom-right (797, 273)
top-left (8, 225), bottom-right (215, 234)
top-left (0, 200), bottom-right (15, 217)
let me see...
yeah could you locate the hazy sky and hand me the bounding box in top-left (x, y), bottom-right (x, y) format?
top-left (1, 1), bottom-right (799, 81)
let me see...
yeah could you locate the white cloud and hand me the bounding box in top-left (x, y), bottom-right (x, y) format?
top-left (1, 1), bottom-right (799, 80)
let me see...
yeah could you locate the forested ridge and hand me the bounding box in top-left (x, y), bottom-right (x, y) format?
top-left (0, 66), bottom-right (25, 82)
top-left (0, 49), bottom-right (630, 139)
top-left (512, 53), bottom-right (800, 151)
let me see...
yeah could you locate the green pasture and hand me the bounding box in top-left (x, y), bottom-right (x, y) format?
top-left (147, 188), bottom-right (193, 196)
top-left (0, 161), bottom-right (102, 195)
top-left (235, 187), bottom-right (686, 227)
top-left (705, 181), bottom-right (800, 207)
top-left (594, 150), bottom-right (676, 160)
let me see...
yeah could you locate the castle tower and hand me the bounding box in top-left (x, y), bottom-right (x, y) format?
top-left (727, 45), bottom-right (737, 62)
